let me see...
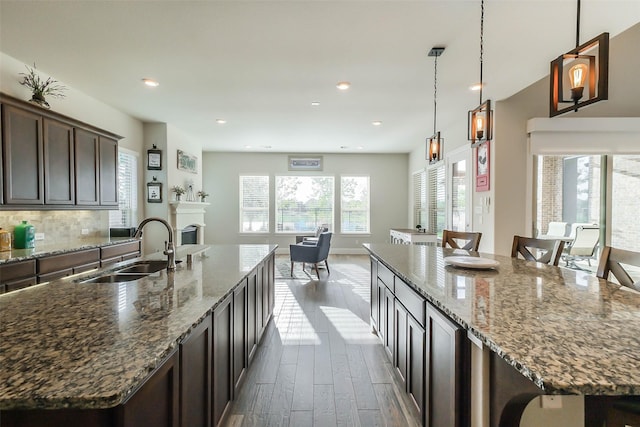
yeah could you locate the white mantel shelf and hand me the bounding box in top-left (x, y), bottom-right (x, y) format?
top-left (169, 201), bottom-right (210, 245)
top-left (169, 201), bottom-right (211, 211)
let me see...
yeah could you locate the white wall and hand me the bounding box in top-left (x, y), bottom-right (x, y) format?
top-left (201, 152), bottom-right (408, 253)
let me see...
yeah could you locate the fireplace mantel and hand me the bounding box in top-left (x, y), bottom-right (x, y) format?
top-left (169, 201), bottom-right (210, 245)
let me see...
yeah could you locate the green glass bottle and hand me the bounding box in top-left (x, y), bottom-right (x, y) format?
top-left (14, 221), bottom-right (35, 249)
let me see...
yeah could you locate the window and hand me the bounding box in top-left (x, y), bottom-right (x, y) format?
top-left (611, 155), bottom-right (640, 252)
top-left (275, 176), bottom-right (334, 233)
top-left (413, 170), bottom-right (427, 228)
top-left (428, 164), bottom-right (446, 237)
top-left (341, 176), bottom-right (370, 233)
top-left (109, 149), bottom-right (138, 227)
top-left (240, 176), bottom-right (269, 233)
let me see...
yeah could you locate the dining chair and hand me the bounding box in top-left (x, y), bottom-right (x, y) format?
top-left (562, 225), bottom-right (600, 268)
top-left (441, 230), bottom-right (482, 251)
top-left (596, 246), bottom-right (640, 291)
top-left (511, 235), bottom-right (565, 266)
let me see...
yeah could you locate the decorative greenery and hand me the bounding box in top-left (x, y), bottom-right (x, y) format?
top-left (170, 185), bottom-right (186, 195)
top-left (197, 190), bottom-right (209, 199)
top-left (19, 64), bottom-right (66, 99)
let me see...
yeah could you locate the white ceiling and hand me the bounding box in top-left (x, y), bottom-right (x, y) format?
top-left (1, 1), bottom-right (639, 154)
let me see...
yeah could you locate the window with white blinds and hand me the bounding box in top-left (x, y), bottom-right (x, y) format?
top-left (341, 176), bottom-right (370, 233)
top-left (428, 164), bottom-right (446, 236)
top-left (413, 170), bottom-right (427, 228)
top-left (108, 150), bottom-right (138, 228)
top-left (275, 176), bottom-right (334, 233)
top-left (240, 176), bottom-right (269, 233)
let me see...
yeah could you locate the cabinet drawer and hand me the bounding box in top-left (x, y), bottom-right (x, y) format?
top-left (395, 278), bottom-right (425, 327)
top-left (5, 276), bottom-right (37, 292)
top-left (74, 261), bottom-right (100, 274)
top-left (378, 262), bottom-right (394, 291)
top-left (38, 248), bottom-right (100, 274)
top-left (101, 241), bottom-right (141, 260)
top-left (38, 268), bottom-right (73, 283)
top-left (0, 259), bottom-right (36, 283)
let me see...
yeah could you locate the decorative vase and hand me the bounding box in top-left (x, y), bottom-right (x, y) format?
top-left (29, 93), bottom-right (50, 109)
top-left (200, 197), bottom-right (207, 203)
top-left (176, 194), bottom-right (182, 202)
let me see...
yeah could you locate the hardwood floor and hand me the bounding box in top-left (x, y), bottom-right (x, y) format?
top-left (223, 255), bottom-right (421, 427)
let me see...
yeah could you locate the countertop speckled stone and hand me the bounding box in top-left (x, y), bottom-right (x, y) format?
top-left (364, 243), bottom-right (640, 396)
top-left (0, 237), bottom-right (138, 264)
top-left (0, 243), bottom-right (277, 410)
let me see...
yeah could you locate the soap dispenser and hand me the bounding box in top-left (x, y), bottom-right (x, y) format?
top-left (14, 221), bottom-right (35, 249)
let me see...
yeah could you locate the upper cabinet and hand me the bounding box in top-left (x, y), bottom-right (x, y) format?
top-left (0, 93), bottom-right (122, 210)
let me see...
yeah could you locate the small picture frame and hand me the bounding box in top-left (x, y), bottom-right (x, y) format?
top-left (147, 179), bottom-right (163, 203)
top-left (476, 141), bottom-right (490, 192)
top-left (147, 145), bottom-right (162, 170)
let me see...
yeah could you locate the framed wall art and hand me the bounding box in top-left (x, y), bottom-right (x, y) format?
top-left (147, 178), bottom-right (163, 203)
top-left (476, 141), bottom-right (490, 192)
top-left (288, 155), bottom-right (323, 171)
top-left (147, 145), bottom-right (162, 170)
top-left (177, 149), bottom-right (198, 174)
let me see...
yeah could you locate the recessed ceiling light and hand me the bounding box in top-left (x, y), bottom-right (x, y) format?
top-left (357, 146), bottom-right (364, 150)
top-left (142, 78), bottom-right (159, 87)
top-left (311, 101), bottom-right (320, 106)
top-left (336, 81), bottom-right (351, 90)
top-left (244, 145), bottom-right (252, 149)
top-left (470, 83), bottom-right (483, 91)
top-left (372, 120), bottom-right (382, 126)
top-left (216, 119), bottom-right (227, 124)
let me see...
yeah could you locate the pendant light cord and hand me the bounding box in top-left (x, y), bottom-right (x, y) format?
top-left (479, 0), bottom-right (484, 105)
top-left (575, 0), bottom-right (581, 47)
top-left (433, 54), bottom-right (438, 135)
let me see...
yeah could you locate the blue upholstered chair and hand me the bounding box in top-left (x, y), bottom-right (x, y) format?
top-left (289, 232), bottom-right (332, 278)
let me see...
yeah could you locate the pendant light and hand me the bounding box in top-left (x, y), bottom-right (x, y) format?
top-left (427, 47), bottom-right (445, 164)
top-left (468, 0), bottom-right (492, 147)
top-left (549, 0), bottom-right (609, 117)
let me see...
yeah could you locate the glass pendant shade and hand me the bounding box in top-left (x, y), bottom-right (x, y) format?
top-left (427, 132), bottom-right (443, 164)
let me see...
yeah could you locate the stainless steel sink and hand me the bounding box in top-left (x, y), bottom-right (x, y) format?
top-left (116, 260), bottom-right (170, 274)
top-left (82, 273), bottom-right (150, 284)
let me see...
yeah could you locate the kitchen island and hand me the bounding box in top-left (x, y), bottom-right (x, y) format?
top-left (0, 243), bottom-right (277, 427)
top-left (364, 243), bottom-right (640, 427)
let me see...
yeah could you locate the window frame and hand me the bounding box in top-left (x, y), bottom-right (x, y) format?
top-left (239, 175), bottom-right (270, 234)
top-left (108, 148), bottom-right (138, 228)
top-left (274, 175), bottom-right (335, 234)
top-left (340, 175), bottom-right (370, 234)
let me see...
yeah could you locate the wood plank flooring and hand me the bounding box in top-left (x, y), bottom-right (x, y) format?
top-left (223, 255), bottom-right (421, 427)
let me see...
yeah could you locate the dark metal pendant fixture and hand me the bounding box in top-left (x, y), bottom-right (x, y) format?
top-left (427, 47), bottom-right (445, 164)
top-left (550, 0), bottom-right (609, 117)
top-left (468, 0), bottom-right (492, 147)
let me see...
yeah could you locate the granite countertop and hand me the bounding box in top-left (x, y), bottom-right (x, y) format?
top-left (0, 237), bottom-right (138, 264)
top-left (0, 243), bottom-right (277, 410)
top-left (364, 243), bottom-right (640, 396)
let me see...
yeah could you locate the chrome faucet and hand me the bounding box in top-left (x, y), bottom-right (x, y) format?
top-left (133, 217), bottom-right (176, 270)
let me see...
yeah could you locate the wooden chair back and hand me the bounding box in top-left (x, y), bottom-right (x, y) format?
top-left (441, 230), bottom-right (482, 251)
top-left (511, 235), bottom-right (565, 266)
top-left (596, 246), bottom-right (640, 291)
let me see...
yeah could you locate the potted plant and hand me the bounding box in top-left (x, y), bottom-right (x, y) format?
top-left (197, 190), bottom-right (209, 202)
top-left (19, 64), bottom-right (66, 109)
top-left (170, 185), bottom-right (186, 201)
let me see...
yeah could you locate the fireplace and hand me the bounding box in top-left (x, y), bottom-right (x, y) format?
top-left (170, 201), bottom-right (209, 246)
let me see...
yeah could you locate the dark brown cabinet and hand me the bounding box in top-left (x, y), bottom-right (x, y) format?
top-left (37, 248), bottom-right (100, 283)
top-left (383, 286), bottom-right (395, 360)
top-left (212, 293), bottom-right (233, 427)
top-left (100, 241), bottom-right (141, 267)
top-left (119, 349), bottom-right (180, 427)
top-left (394, 301), bottom-right (409, 386)
top-left (370, 257), bottom-right (379, 328)
top-left (425, 305), bottom-right (469, 427)
top-left (247, 268), bottom-right (258, 364)
top-left (233, 279), bottom-right (247, 395)
top-left (407, 314), bottom-right (425, 418)
top-left (0, 93), bottom-right (121, 209)
top-left (180, 315), bottom-right (212, 427)
top-left (43, 118), bottom-right (74, 205)
top-left (1, 104), bottom-right (44, 205)
top-left (0, 259), bottom-right (37, 293)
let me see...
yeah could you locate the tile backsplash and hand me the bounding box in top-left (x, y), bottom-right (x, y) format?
top-left (0, 211), bottom-right (109, 244)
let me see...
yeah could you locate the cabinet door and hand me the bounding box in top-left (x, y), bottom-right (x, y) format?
top-left (99, 136), bottom-right (118, 206)
top-left (394, 300), bottom-right (408, 387)
top-left (383, 286), bottom-right (395, 360)
top-left (233, 279), bottom-right (247, 394)
top-left (2, 105), bottom-right (44, 204)
top-left (212, 293), bottom-right (233, 426)
top-left (74, 128), bottom-right (99, 205)
top-left (256, 263), bottom-right (264, 340)
top-left (119, 349), bottom-right (179, 427)
top-left (426, 304), bottom-right (468, 427)
top-left (43, 118), bottom-right (74, 204)
top-left (180, 315), bottom-right (212, 427)
top-left (247, 269), bottom-right (258, 364)
top-left (370, 257), bottom-right (379, 329)
top-left (377, 279), bottom-right (386, 344)
top-left (407, 314), bottom-right (425, 419)
top-left (267, 254), bottom-right (275, 316)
